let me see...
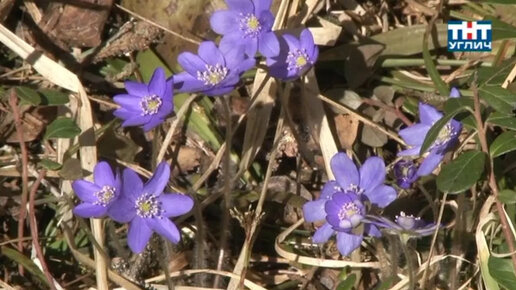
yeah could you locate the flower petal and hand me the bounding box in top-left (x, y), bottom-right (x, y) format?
top-left (203, 85), bottom-right (237, 96)
top-left (143, 162), bottom-right (170, 196)
top-left (419, 102), bottom-right (443, 125)
top-left (364, 185), bottom-right (396, 208)
top-left (177, 52), bottom-right (207, 76)
top-left (141, 117), bottom-right (164, 132)
top-left (450, 87), bottom-right (461, 98)
top-left (330, 152), bottom-right (359, 189)
top-left (365, 224), bottom-right (382, 237)
top-left (226, 0), bottom-right (253, 13)
top-left (122, 168), bottom-right (144, 200)
top-left (257, 10), bottom-right (274, 30)
top-left (244, 38), bottom-right (259, 57)
top-left (113, 95), bottom-right (142, 112)
top-left (321, 180), bottom-right (340, 199)
top-left (198, 41), bottom-right (226, 66)
top-left (398, 124), bottom-right (431, 146)
top-left (147, 218), bottom-right (181, 244)
top-left (93, 161), bottom-right (115, 187)
top-left (359, 157), bottom-right (386, 192)
top-left (125, 81), bottom-right (148, 97)
top-left (336, 232), bottom-right (362, 256)
top-left (253, 0), bottom-right (272, 12)
top-left (397, 146), bottom-right (422, 157)
top-left (108, 197), bottom-right (136, 223)
top-left (282, 34), bottom-right (301, 52)
top-left (120, 115), bottom-right (151, 127)
top-left (128, 217), bottom-right (153, 254)
top-left (300, 29), bottom-right (316, 56)
top-left (148, 67), bottom-right (166, 96)
top-left (258, 31), bottom-right (280, 57)
top-left (72, 180), bottom-right (100, 203)
top-left (312, 222), bottom-right (334, 243)
top-left (303, 199), bottom-right (327, 222)
top-left (417, 150), bottom-right (444, 176)
top-left (73, 203), bottom-right (107, 218)
top-left (174, 72), bottom-right (205, 93)
top-left (210, 10), bottom-right (238, 35)
top-left (160, 193), bottom-right (194, 217)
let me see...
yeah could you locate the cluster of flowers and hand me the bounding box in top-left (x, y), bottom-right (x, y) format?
top-left (113, 0), bottom-right (319, 132)
top-left (303, 88), bottom-right (462, 256)
top-left (72, 162), bottom-right (194, 253)
top-left (73, 0), bottom-right (464, 257)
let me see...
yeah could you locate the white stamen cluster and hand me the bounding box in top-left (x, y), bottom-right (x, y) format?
top-left (135, 193), bottom-right (163, 218)
top-left (197, 64), bottom-right (228, 86)
top-left (346, 184), bottom-right (365, 195)
top-left (93, 185), bottom-right (116, 207)
top-left (139, 94), bottom-right (162, 116)
top-left (338, 202), bottom-right (360, 220)
top-left (287, 49), bottom-right (310, 71)
top-left (239, 13), bottom-right (262, 38)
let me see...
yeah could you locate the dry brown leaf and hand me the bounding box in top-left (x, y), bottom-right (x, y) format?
top-left (334, 114), bottom-right (359, 149)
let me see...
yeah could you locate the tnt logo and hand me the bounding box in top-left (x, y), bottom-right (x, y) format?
top-left (448, 21), bottom-right (492, 51)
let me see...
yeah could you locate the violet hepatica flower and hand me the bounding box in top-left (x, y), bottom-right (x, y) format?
top-left (368, 211), bottom-right (440, 239)
top-left (302, 153), bottom-right (397, 256)
top-left (450, 87), bottom-right (461, 98)
top-left (72, 161), bottom-right (121, 218)
top-left (394, 160), bottom-right (418, 189)
top-left (113, 67), bottom-right (174, 132)
top-left (175, 41), bottom-right (256, 96)
top-left (398, 103), bottom-right (462, 176)
top-left (110, 162), bottom-right (194, 254)
top-left (266, 29), bottom-right (318, 80)
top-left (210, 0), bottom-right (279, 58)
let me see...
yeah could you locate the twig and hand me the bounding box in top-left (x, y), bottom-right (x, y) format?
top-left (8, 89), bottom-right (29, 275)
top-left (229, 84), bottom-right (288, 290)
top-left (114, 4), bottom-right (201, 45)
top-left (421, 192), bottom-right (448, 288)
top-left (318, 94), bottom-right (407, 145)
top-left (28, 170), bottom-right (56, 290)
top-left (361, 98), bottom-right (412, 126)
top-left (471, 79), bottom-right (516, 270)
top-left (213, 96), bottom-right (234, 288)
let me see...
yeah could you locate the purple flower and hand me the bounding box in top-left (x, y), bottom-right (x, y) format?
top-left (210, 0), bottom-right (279, 57)
top-left (394, 160), bottom-right (418, 189)
top-left (113, 67), bottom-right (174, 132)
top-left (398, 103), bottom-right (462, 176)
top-left (302, 153), bottom-right (397, 256)
top-left (72, 161), bottom-right (121, 218)
top-left (368, 212), bottom-right (439, 238)
top-left (109, 162), bottom-right (194, 253)
top-left (450, 87), bottom-right (461, 98)
top-left (174, 41), bottom-right (256, 96)
top-left (266, 29), bottom-right (318, 80)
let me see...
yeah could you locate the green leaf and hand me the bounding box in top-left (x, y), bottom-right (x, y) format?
top-left (38, 159), bottom-right (62, 170)
top-left (136, 49), bottom-right (173, 81)
top-left (499, 189), bottom-right (516, 204)
top-left (422, 24), bottom-right (449, 97)
top-left (477, 58), bottom-right (516, 87)
top-left (420, 105), bottom-right (468, 154)
top-left (44, 118), bottom-right (81, 140)
top-left (16, 86), bottom-right (41, 105)
top-left (487, 17), bottom-right (516, 41)
top-left (336, 274), bottom-right (356, 290)
top-left (491, 132), bottom-right (516, 157)
top-left (487, 112), bottom-right (516, 130)
top-left (479, 86), bottom-right (516, 115)
top-left (39, 89), bottom-right (69, 105)
top-left (489, 257), bottom-right (516, 289)
top-left (1, 246), bottom-right (50, 287)
top-left (436, 151), bottom-right (486, 194)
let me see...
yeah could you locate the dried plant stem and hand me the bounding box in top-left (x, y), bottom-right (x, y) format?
top-left (361, 98), bottom-right (412, 126)
top-left (8, 90), bottom-right (29, 275)
top-left (421, 192), bottom-right (448, 288)
top-left (28, 170), bottom-right (56, 290)
top-left (214, 96), bottom-right (234, 288)
top-left (228, 84), bottom-right (288, 290)
top-left (471, 80), bottom-right (516, 271)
